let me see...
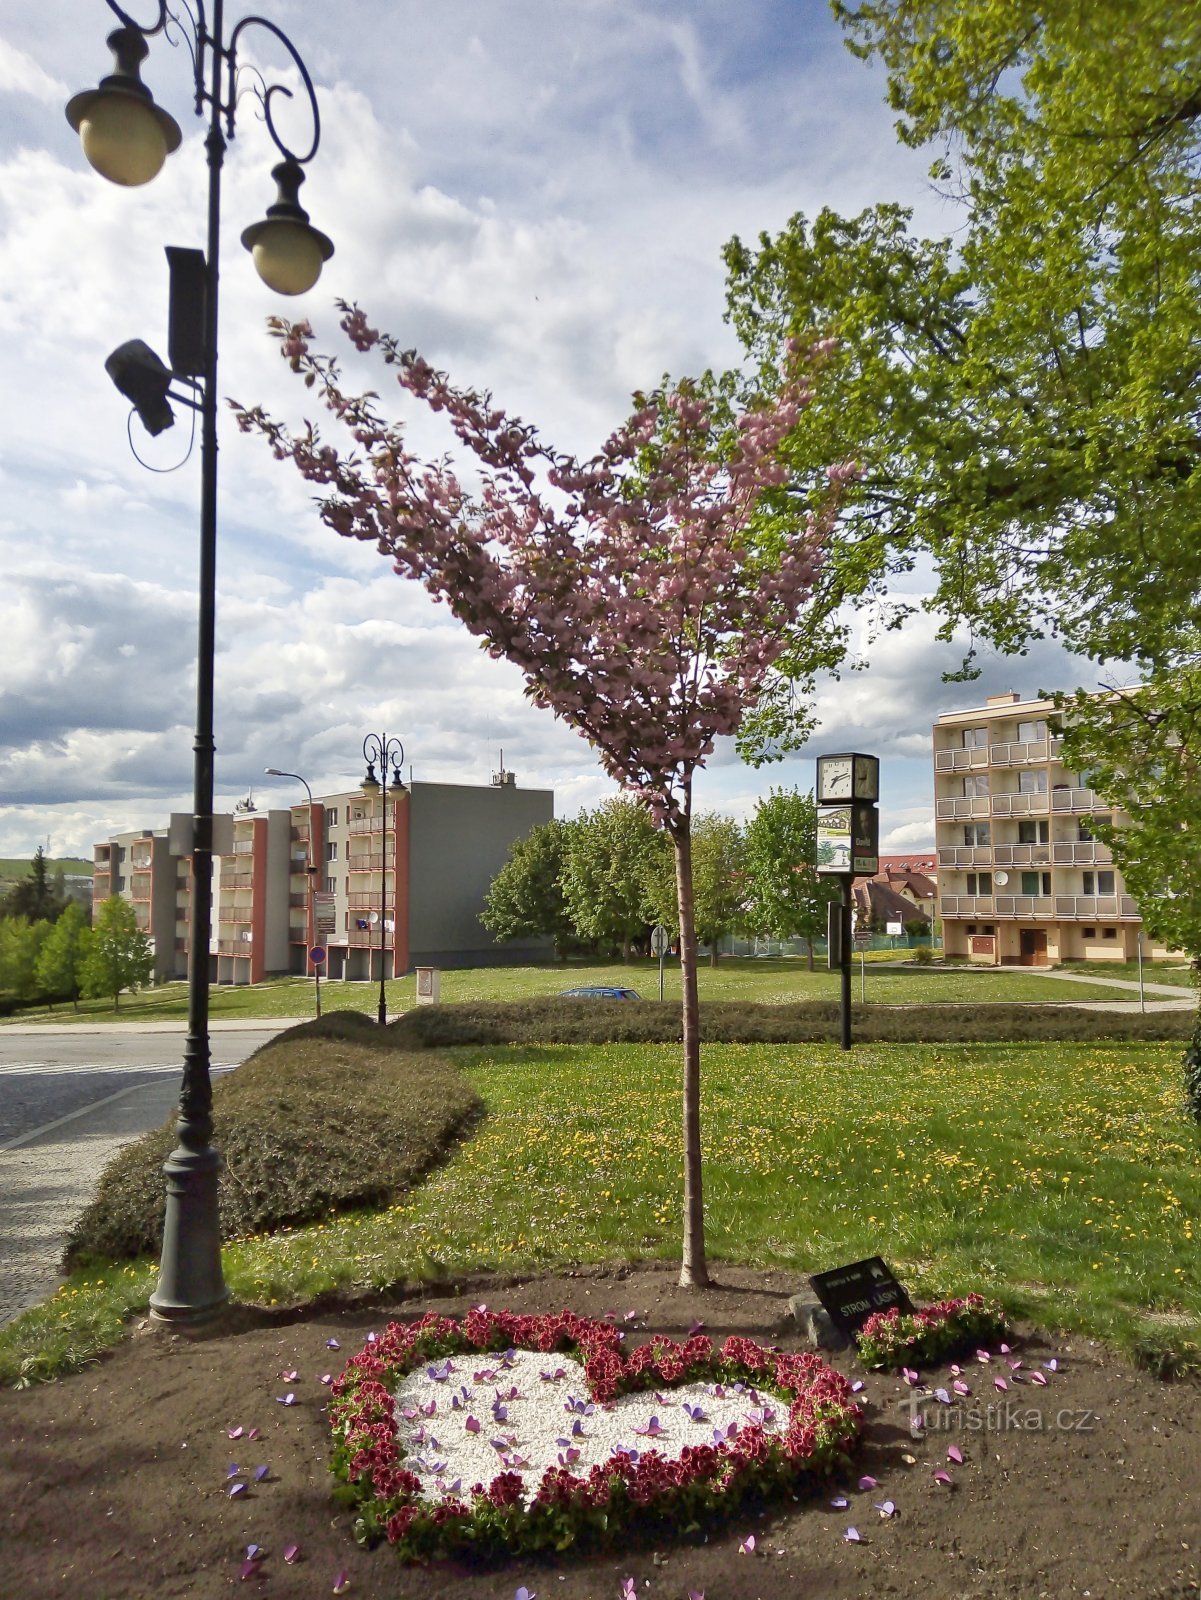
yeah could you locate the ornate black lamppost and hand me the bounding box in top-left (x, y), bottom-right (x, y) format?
top-left (361, 733), bottom-right (405, 1026)
top-left (67, 1), bottom-right (333, 1325)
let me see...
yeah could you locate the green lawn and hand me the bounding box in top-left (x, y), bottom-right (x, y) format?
top-left (6, 1037), bottom-right (1199, 1383)
top-left (6, 956), bottom-right (1170, 1025)
top-left (1059, 959), bottom-right (1197, 988)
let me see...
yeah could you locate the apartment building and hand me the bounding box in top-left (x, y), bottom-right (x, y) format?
top-left (92, 773), bottom-right (554, 984)
top-left (933, 691), bottom-right (1167, 965)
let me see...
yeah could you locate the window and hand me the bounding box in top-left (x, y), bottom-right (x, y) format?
top-left (1019, 770), bottom-right (1048, 794)
top-left (1018, 819), bottom-right (1050, 844)
top-left (1017, 719), bottom-right (1048, 743)
top-left (966, 872), bottom-right (993, 896)
top-left (963, 727), bottom-right (988, 748)
top-left (1103, 928), bottom-right (1118, 939)
top-left (1083, 871), bottom-right (1116, 895)
top-left (1082, 928), bottom-right (1096, 939)
top-left (325, 806), bottom-right (339, 827)
top-left (326, 841), bottom-right (338, 862)
top-left (324, 876), bottom-right (337, 895)
top-left (983, 924), bottom-right (995, 935)
top-left (963, 774), bottom-right (990, 797)
top-left (1020, 871), bottom-right (1052, 896)
top-left (1077, 820), bottom-right (1093, 842)
top-left (963, 823), bottom-right (991, 846)
top-left (966, 924), bottom-right (977, 935)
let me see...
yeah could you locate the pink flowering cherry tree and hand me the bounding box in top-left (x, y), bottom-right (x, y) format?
top-left (233, 304), bottom-right (850, 1286)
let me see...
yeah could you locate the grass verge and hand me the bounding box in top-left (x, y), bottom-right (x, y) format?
top-left (3, 1035), bottom-right (1199, 1386)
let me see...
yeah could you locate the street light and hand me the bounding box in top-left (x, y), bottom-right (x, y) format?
top-left (361, 733), bottom-right (405, 1026)
top-left (67, 1), bottom-right (333, 1327)
top-left (265, 767), bottom-right (321, 1017)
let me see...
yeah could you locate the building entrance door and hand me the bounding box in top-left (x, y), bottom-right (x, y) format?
top-left (1019, 928), bottom-right (1048, 966)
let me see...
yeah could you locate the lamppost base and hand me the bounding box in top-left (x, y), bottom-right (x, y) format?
top-left (148, 1142), bottom-right (229, 1324)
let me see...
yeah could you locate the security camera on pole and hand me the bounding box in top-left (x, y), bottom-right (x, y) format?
top-left (815, 753), bottom-right (880, 1050)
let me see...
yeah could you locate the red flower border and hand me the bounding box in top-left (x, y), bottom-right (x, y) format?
top-left (329, 1309), bottom-right (862, 1562)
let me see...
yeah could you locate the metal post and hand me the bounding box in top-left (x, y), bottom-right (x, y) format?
top-left (377, 760), bottom-right (388, 1027)
top-left (840, 876), bottom-right (853, 1051)
top-left (150, 5), bottom-right (227, 1323)
top-left (1137, 932), bottom-right (1146, 1013)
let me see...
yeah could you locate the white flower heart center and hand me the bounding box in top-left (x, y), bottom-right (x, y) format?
top-left (394, 1348), bottom-right (786, 1505)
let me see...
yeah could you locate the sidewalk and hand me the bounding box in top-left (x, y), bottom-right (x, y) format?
top-left (0, 1074), bottom-right (189, 1325)
top-left (1, 1017), bottom-right (302, 1035)
top-left (1032, 969), bottom-right (1193, 999)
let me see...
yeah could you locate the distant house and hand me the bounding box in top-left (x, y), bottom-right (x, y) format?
top-left (853, 877), bottom-right (931, 931)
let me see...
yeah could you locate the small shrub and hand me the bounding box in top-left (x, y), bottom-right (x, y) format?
top-left (63, 1025), bottom-right (482, 1268)
top-left (855, 1294), bottom-right (1011, 1369)
top-left (910, 943), bottom-right (935, 964)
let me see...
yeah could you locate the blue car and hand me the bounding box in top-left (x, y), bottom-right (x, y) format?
top-left (558, 985), bottom-right (641, 1000)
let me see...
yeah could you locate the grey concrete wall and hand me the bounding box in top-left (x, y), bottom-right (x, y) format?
top-left (263, 810), bottom-right (293, 974)
top-left (407, 782), bottom-right (554, 964)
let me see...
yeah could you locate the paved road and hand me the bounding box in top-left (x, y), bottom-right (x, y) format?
top-left (0, 1023), bottom-right (291, 1327)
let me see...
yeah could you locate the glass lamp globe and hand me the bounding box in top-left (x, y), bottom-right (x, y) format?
top-left (79, 93), bottom-right (173, 186)
top-left (248, 220), bottom-right (328, 296)
top-left (241, 159), bottom-right (333, 297)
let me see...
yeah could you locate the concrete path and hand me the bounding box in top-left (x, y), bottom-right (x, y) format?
top-left (1030, 969), bottom-right (1193, 999)
top-left (0, 1022), bottom-right (293, 1328)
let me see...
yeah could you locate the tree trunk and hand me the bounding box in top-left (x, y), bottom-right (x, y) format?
top-left (672, 807), bottom-right (708, 1288)
top-left (709, 940), bottom-right (718, 968)
top-left (806, 937), bottom-right (815, 972)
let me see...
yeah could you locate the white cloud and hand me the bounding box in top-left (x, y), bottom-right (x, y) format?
top-left (0, 0), bottom-right (1023, 864)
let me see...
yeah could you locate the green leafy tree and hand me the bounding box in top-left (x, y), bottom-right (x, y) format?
top-left (644, 812), bottom-right (747, 965)
top-left (80, 896), bottom-right (153, 1010)
top-left (0, 917), bottom-right (51, 1002)
top-left (725, 0), bottom-right (1201, 716)
top-left (35, 901), bottom-right (92, 1010)
top-left (742, 787), bottom-right (838, 969)
top-left (562, 798), bottom-right (669, 961)
top-left (3, 846), bottom-right (66, 923)
top-left (481, 818), bottom-right (583, 959)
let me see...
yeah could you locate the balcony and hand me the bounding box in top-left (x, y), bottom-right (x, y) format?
top-left (1051, 841), bottom-right (1113, 866)
top-left (940, 895), bottom-right (996, 917)
top-left (937, 845), bottom-right (993, 867)
top-left (291, 824), bottom-right (310, 843)
top-left (221, 906), bottom-right (254, 924)
top-left (994, 894), bottom-right (1055, 918)
top-left (934, 746), bottom-right (989, 773)
top-left (220, 871), bottom-right (253, 890)
top-left (289, 892), bottom-right (310, 908)
top-left (347, 926), bottom-right (391, 947)
top-left (935, 797), bottom-right (991, 820)
top-left (988, 737), bottom-right (1062, 766)
top-left (1054, 894), bottom-right (1140, 920)
top-left (231, 839), bottom-right (255, 855)
top-left (1051, 787), bottom-right (1100, 813)
top-left (217, 939), bottom-right (252, 956)
top-left (349, 852), bottom-right (386, 872)
top-left (992, 843), bottom-right (1052, 866)
top-left (990, 792), bottom-right (1049, 817)
top-left (348, 806), bottom-right (396, 836)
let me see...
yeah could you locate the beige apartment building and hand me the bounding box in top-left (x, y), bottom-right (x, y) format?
top-left (933, 691), bottom-right (1167, 965)
top-left (93, 773), bottom-right (554, 985)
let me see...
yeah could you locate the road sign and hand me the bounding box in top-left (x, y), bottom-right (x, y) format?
top-left (650, 925), bottom-right (670, 957)
top-left (309, 947), bottom-right (326, 966)
top-left (314, 891), bottom-right (336, 938)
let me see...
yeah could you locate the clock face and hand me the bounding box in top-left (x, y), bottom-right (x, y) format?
top-left (819, 756), bottom-right (853, 800)
top-left (853, 755), bottom-right (879, 801)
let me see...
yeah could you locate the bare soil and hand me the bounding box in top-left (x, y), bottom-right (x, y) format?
top-left (3, 1263), bottom-right (1200, 1600)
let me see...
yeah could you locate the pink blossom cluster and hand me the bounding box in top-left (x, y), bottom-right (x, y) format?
top-left (233, 308), bottom-right (849, 830)
top-left (327, 1309), bottom-right (863, 1562)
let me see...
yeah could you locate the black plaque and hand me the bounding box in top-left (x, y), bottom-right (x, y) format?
top-left (808, 1257), bottom-right (913, 1337)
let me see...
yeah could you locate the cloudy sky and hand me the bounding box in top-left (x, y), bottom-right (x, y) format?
top-left (0, 0), bottom-right (1098, 862)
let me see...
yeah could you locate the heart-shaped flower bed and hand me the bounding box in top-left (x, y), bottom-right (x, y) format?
top-left (329, 1308), bottom-right (862, 1562)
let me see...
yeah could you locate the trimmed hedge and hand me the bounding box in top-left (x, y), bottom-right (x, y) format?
top-left (387, 997), bottom-right (1194, 1049)
top-left (63, 1014), bottom-right (482, 1268)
